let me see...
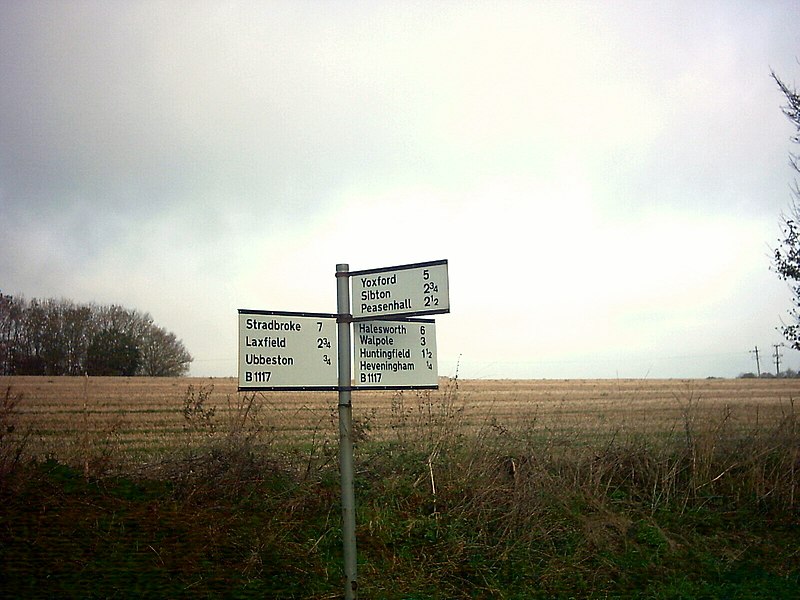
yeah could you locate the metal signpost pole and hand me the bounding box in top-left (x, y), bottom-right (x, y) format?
top-left (336, 263), bottom-right (358, 599)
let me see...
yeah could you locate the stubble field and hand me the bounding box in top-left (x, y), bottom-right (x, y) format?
top-left (3, 375), bottom-right (799, 464)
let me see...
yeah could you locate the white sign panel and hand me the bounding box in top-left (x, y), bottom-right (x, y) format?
top-left (238, 310), bottom-right (338, 390)
top-left (351, 259), bottom-right (449, 320)
top-left (354, 319), bottom-right (438, 389)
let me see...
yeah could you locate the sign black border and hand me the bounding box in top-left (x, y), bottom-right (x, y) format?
top-left (348, 258), bottom-right (447, 278)
top-left (238, 308), bottom-right (338, 319)
top-left (238, 385), bottom-right (340, 392)
top-left (351, 384), bottom-right (439, 391)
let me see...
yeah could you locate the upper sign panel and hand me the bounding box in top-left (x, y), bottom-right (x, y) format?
top-left (350, 259), bottom-right (449, 320)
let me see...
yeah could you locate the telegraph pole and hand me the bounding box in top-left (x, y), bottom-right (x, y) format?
top-left (773, 344), bottom-right (783, 376)
top-left (750, 346), bottom-right (761, 376)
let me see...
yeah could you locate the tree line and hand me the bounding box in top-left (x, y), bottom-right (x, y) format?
top-left (0, 293), bottom-right (192, 376)
top-left (738, 370), bottom-right (800, 379)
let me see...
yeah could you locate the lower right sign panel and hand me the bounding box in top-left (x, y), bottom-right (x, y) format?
top-left (353, 318), bottom-right (438, 389)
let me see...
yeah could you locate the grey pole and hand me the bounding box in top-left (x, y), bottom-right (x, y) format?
top-left (336, 263), bottom-right (357, 599)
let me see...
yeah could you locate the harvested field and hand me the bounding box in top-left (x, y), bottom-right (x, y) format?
top-left (3, 375), bottom-right (799, 465)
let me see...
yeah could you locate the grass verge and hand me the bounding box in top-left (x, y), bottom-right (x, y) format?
top-left (0, 384), bottom-right (798, 598)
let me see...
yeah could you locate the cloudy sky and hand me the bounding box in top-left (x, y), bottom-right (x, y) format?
top-left (2, 1), bottom-right (800, 379)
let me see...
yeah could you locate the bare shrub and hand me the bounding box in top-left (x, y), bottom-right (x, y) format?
top-left (0, 386), bottom-right (28, 488)
top-left (182, 383), bottom-right (217, 438)
top-left (380, 384), bottom-right (800, 560)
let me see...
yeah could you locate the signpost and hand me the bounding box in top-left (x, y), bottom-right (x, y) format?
top-left (353, 319), bottom-right (438, 389)
top-left (237, 259), bottom-right (450, 599)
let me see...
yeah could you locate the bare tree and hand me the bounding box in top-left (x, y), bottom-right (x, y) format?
top-left (138, 324), bottom-right (193, 376)
top-left (62, 303), bottom-right (92, 375)
top-left (87, 327), bottom-right (141, 376)
top-left (772, 69), bottom-right (800, 349)
top-left (0, 293), bottom-right (23, 375)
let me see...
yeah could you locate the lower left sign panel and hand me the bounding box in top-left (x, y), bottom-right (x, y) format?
top-left (238, 310), bottom-right (338, 390)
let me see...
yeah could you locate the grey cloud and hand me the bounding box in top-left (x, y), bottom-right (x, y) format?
top-left (0, 2), bottom-right (407, 226)
top-left (3, 1), bottom-right (800, 378)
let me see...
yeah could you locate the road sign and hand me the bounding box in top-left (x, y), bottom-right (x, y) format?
top-left (238, 310), bottom-right (338, 391)
top-left (350, 259), bottom-right (449, 320)
top-left (353, 319), bottom-right (438, 389)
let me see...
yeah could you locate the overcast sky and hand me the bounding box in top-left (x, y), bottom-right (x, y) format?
top-left (2, 1), bottom-right (800, 379)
